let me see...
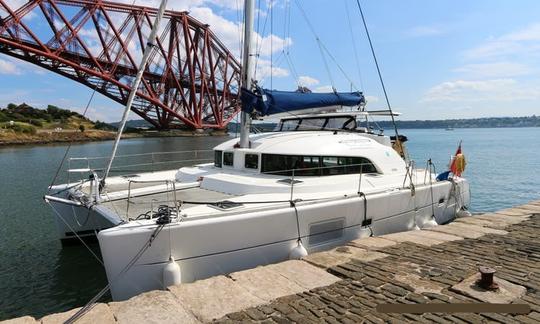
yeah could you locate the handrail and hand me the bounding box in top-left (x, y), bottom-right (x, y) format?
top-left (68, 149), bottom-right (214, 162)
top-left (261, 162), bottom-right (377, 176)
top-left (66, 149), bottom-right (214, 181)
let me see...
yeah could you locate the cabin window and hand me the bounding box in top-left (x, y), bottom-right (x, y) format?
top-left (297, 118), bottom-right (326, 131)
top-left (261, 154), bottom-right (378, 176)
top-left (245, 154), bottom-right (259, 169)
top-left (280, 119), bottom-right (299, 131)
top-left (223, 152), bottom-right (234, 166)
top-left (261, 154), bottom-right (320, 176)
top-left (214, 150), bottom-right (222, 167)
top-left (326, 117), bottom-right (354, 130)
top-left (322, 156), bottom-right (378, 175)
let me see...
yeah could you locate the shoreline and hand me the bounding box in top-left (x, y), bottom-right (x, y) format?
top-left (0, 129), bottom-right (229, 147)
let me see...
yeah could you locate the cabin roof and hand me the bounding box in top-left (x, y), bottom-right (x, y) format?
top-left (214, 131), bottom-right (406, 175)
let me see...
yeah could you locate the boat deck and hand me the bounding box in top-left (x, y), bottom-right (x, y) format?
top-left (100, 187), bottom-right (236, 221)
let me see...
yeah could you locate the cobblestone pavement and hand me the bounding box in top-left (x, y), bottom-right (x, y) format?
top-left (216, 206), bottom-right (540, 323)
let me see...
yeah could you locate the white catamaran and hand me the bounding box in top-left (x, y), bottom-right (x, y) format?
top-left (45, 0), bottom-right (470, 301)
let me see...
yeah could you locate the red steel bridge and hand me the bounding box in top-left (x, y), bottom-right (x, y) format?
top-left (0, 0), bottom-right (242, 129)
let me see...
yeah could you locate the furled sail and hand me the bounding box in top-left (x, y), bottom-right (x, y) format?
top-left (241, 87), bottom-right (365, 116)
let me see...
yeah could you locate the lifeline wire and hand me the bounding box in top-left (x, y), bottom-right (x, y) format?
top-left (47, 87), bottom-right (98, 192)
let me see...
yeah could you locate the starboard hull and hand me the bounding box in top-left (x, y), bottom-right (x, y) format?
top-left (95, 178), bottom-right (469, 300)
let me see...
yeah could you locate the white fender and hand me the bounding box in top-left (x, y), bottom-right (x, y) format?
top-left (162, 256), bottom-right (182, 289)
top-left (289, 240), bottom-right (308, 260)
top-left (420, 218), bottom-right (439, 229)
top-left (457, 209), bottom-right (472, 218)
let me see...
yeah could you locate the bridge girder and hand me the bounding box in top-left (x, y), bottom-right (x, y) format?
top-left (0, 0), bottom-right (242, 129)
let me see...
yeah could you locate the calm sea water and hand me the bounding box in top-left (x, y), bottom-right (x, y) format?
top-left (0, 128), bottom-right (539, 320)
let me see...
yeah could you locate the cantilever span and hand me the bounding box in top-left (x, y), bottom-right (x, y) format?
top-left (0, 0), bottom-right (242, 129)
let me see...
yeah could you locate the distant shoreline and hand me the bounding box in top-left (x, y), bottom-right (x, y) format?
top-left (0, 129), bottom-right (229, 147)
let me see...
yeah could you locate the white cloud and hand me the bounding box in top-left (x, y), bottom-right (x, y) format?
top-left (188, 6), bottom-right (291, 59)
top-left (206, 0), bottom-right (240, 10)
top-left (464, 23), bottom-right (540, 60)
top-left (421, 79), bottom-right (540, 103)
top-left (453, 62), bottom-right (530, 78)
top-left (0, 59), bottom-right (21, 75)
top-left (501, 23), bottom-right (540, 42)
top-left (365, 95), bottom-right (379, 103)
top-left (423, 22), bottom-right (540, 111)
top-left (255, 59), bottom-right (288, 79)
top-left (298, 75), bottom-right (319, 87)
top-left (405, 26), bottom-right (444, 38)
top-left (255, 34), bottom-right (292, 57)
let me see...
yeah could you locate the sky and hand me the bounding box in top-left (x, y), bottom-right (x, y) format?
top-left (1, 0), bottom-right (539, 122)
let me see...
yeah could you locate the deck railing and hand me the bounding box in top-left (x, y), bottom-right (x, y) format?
top-left (64, 151), bottom-right (435, 216)
top-left (66, 150), bottom-right (214, 183)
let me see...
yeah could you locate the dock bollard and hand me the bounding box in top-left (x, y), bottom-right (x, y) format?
top-left (477, 266), bottom-right (499, 291)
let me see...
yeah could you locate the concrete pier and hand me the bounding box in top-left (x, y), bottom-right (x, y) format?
top-left (3, 200), bottom-right (540, 323)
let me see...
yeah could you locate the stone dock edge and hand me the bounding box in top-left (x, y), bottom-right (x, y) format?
top-left (2, 200), bottom-right (540, 323)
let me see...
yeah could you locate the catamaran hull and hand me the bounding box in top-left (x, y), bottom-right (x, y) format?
top-left (48, 189), bottom-right (121, 244)
top-left (97, 179), bottom-right (469, 300)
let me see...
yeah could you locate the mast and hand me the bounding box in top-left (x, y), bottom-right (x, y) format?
top-left (239, 0), bottom-right (256, 148)
top-left (102, 0), bottom-right (169, 184)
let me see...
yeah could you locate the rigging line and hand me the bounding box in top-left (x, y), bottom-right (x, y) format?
top-left (253, 0), bottom-right (270, 80)
top-left (356, 0), bottom-right (403, 155)
top-left (270, 0), bottom-right (273, 89)
top-left (282, 0), bottom-right (289, 47)
top-left (253, 0), bottom-right (261, 78)
top-left (283, 50), bottom-right (301, 87)
top-left (293, 0), bottom-right (335, 89)
top-left (283, 1), bottom-right (300, 87)
top-left (46, 200), bottom-right (104, 266)
top-left (236, 0), bottom-right (243, 60)
top-left (344, 0), bottom-right (364, 91)
top-left (65, 223), bottom-right (166, 324)
top-left (47, 85), bottom-right (99, 192)
top-left (286, 0), bottom-right (292, 53)
top-left (317, 40), bottom-right (335, 89)
top-left (318, 41), bottom-right (359, 91)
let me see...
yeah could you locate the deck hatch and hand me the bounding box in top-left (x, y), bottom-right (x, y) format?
top-left (208, 200), bottom-right (243, 210)
top-left (277, 179), bottom-right (303, 185)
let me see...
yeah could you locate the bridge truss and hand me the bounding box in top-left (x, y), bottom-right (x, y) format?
top-left (0, 0), bottom-right (242, 129)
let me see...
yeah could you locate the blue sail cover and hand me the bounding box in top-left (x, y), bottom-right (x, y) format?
top-left (241, 87), bottom-right (365, 116)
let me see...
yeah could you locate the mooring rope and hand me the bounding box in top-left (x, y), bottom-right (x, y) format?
top-left (64, 223), bottom-right (166, 324)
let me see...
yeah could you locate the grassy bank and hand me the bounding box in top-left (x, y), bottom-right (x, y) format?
top-left (0, 128), bottom-right (137, 146)
top-left (0, 128), bottom-right (229, 146)
top-left (0, 103), bottom-right (228, 146)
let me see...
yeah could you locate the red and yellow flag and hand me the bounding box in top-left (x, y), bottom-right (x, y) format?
top-left (450, 142), bottom-right (466, 177)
